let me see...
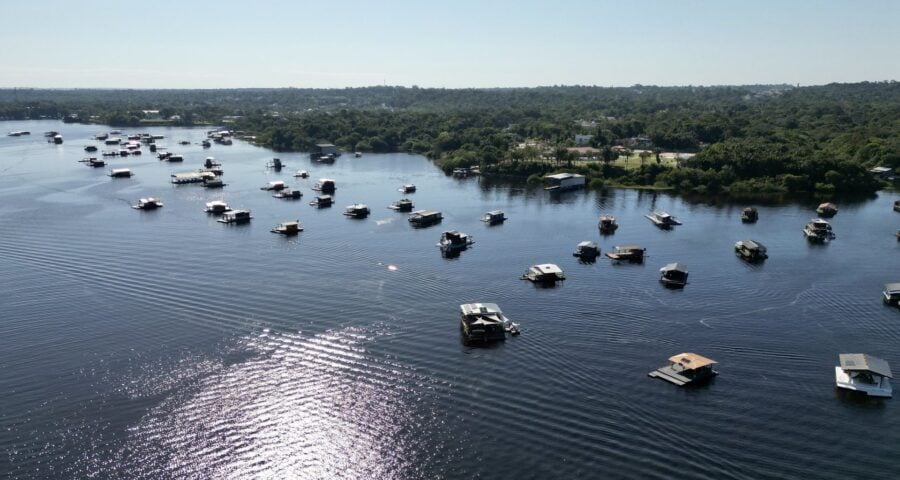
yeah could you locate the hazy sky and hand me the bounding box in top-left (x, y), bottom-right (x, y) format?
top-left (2, 0), bottom-right (897, 88)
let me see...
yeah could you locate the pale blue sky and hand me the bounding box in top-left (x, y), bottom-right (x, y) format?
top-left (1, 0), bottom-right (897, 88)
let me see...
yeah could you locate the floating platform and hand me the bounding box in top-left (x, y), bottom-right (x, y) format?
top-left (648, 366), bottom-right (692, 386)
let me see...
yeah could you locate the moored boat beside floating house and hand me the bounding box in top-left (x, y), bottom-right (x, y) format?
top-left (735, 240), bottom-right (768, 262)
top-left (459, 303), bottom-right (519, 343)
top-left (649, 352), bottom-right (718, 386)
top-left (606, 245), bottom-right (646, 263)
top-left (659, 263), bottom-right (689, 288)
top-left (271, 220), bottom-right (303, 235)
top-left (646, 210), bottom-right (681, 229)
top-left (598, 215), bottom-right (618, 233)
top-left (834, 353), bottom-right (892, 398)
top-left (741, 207), bottom-right (759, 223)
top-left (481, 210), bottom-right (506, 224)
top-left (389, 198), bottom-right (414, 212)
top-left (521, 263), bottom-right (566, 283)
top-left (816, 202), bottom-right (838, 217)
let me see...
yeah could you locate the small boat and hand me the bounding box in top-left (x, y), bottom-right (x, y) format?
top-left (132, 197), bottom-right (163, 210)
top-left (201, 140), bottom-right (211, 148)
top-left (883, 283), bottom-right (900, 306)
top-left (84, 145), bottom-right (98, 152)
top-left (438, 230), bottom-right (474, 251)
top-left (835, 353), bottom-right (892, 398)
top-left (816, 202), bottom-right (838, 217)
top-left (648, 352), bottom-right (718, 386)
top-left (645, 210), bottom-right (681, 229)
top-left (598, 215), bottom-right (618, 233)
top-left (735, 240), bottom-right (768, 262)
top-left (271, 220), bottom-right (303, 235)
top-left (204, 200), bottom-right (230, 214)
top-left (294, 170), bottom-right (309, 178)
top-left (217, 209), bottom-right (252, 224)
top-left (354, 151), bottom-right (362, 158)
top-left (803, 218), bottom-right (835, 242)
top-left (261, 180), bottom-right (286, 191)
top-left (267, 158), bottom-right (284, 169)
top-left (521, 264), bottom-right (565, 283)
top-left (312, 178), bottom-right (336, 193)
top-left (203, 157), bottom-right (221, 168)
top-left (894, 200), bottom-right (900, 213)
top-left (108, 168), bottom-right (133, 178)
top-left (481, 210), bottom-right (506, 224)
top-left (203, 178), bottom-right (226, 189)
top-left (389, 198), bottom-right (414, 212)
top-left (274, 189), bottom-right (303, 199)
top-left (399, 184), bottom-right (416, 193)
top-left (659, 262), bottom-right (689, 288)
top-left (52, 134), bottom-right (63, 144)
top-left (741, 207), bottom-right (759, 223)
top-left (459, 303), bottom-right (518, 343)
top-left (606, 245), bottom-right (645, 262)
top-left (573, 241), bottom-right (600, 259)
top-left (343, 203), bottom-right (371, 218)
top-left (310, 195), bottom-right (333, 207)
top-left (408, 210), bottom-right (442, 227)
top-left (452, 167), bottom-right (469, 177)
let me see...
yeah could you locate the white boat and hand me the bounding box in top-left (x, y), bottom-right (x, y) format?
top-left (343, 203), bottom-right (371, 218)
top-left (835, 353), bottom-right (892, 398)
top-left (481, 210), bottom-right (506, 224)
top-left (438, 230), bottom-right (474, 250)
top-left (132, 197), bottom-right (163, 210)
top-left (271, 220), bottom-right (303, 235)
top-left (218, 209), bottom-right (252, 224)
top-left (205, 201), bottom-right (230, 214)
top-left (459, 303), bottom-right (518, 343)
top-left (521, 264), bottom-right (565, 283)
top-left (399, 184), bottom-right (416, 193)
top-left (884, 283), bottom-right (900, 306)
top-left (646, 211), bottom-right (681, 229)
top-left (803, 218), bottom-right (835, 242)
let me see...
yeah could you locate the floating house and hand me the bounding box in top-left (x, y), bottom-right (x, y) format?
top-left (835, 354), bottom-right (892, 398)
top-left (735, 240), bottom-right (768, 262)
top-left (481, 210), bottom-right (506, 224)
top-left (459, 303), bottom-right (518, 343)
top-left (741, 207), bottom-right (759, 223)
top-left (606, 245), bottom-right (645, 262)
top-left (659, 263), bottom-right (689, 288)
top-left (408, 210), bottom-right (443, 227)
top-left (543, 173), bottom-right (585, 192)
top-left (521, 264), bottom-right (566, 283)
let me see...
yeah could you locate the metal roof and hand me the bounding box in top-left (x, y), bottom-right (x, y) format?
top-left (544, 173), bottom-right (584, 180)
top-left (669, 352), bottom-right (717, 370)
top-left (840, 354), bottom-right (893, 378)
top-left (460, 303), bottom-right (502, 316)
top-left (661, 263), bottom-right (687, 273)
top-left (534, 264), bottom-right (563, 274)
top-left (884, 283), bottom-right (900, 293)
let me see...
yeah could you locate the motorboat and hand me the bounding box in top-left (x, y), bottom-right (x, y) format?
top-left (343, 203), bottom-right (371, 218)
top-left (645, 210), bottom-right (681, 229)
top-left (598, 215), bottom-right (618, 233)
top-left (481, 210), bottom-right (506, 224)
top-left (659, 263), bottom-right (689, 288)
top-left (521, 264), bottom-right (565, 283)
top-left (649, 353), bottom-right (718, 386)
top-left (835, 353), bottom-right (892, 398)
top-left (389, 198), bottom-right (414, 212)
top-left (735, 240), bottom-right (768, 262)
top-left (132, 197), bottom-right (163, 209)
top-left (459, 303), bottom-right (518, 343)
top-left (271, 220), bottom-right (303, 235)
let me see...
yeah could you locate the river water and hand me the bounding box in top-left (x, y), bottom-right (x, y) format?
top-left (1, 121), bottom-right (898, 479)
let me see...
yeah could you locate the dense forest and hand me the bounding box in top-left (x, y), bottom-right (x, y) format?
top-left (2, 83), bottom-right (898, 195)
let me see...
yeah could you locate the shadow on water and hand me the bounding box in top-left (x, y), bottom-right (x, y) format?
top-left (834, 388), bottom-right (891, 409)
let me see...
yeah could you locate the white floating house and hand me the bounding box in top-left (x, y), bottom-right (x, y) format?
top-left (835, 354), bottom-right (892, 398)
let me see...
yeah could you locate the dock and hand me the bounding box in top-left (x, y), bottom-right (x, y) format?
top-left (648, 366), bottom-right (691, 386)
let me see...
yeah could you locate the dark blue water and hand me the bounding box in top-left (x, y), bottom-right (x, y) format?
top-left (1, 121), bottom-right (899, 479)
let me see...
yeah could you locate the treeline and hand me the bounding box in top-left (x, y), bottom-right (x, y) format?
top-left (2, 83), bottom-right (898, 195)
